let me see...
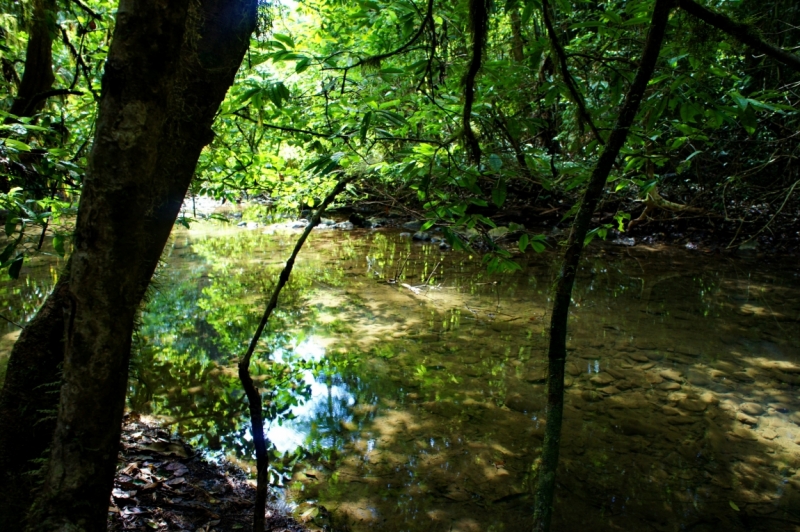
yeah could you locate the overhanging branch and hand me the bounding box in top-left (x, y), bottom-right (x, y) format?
top-left (679, 0), bottom-right (800, 73)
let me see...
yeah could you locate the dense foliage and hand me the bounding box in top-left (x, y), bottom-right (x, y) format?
top-left (1, 0), bottom-right (799, 267)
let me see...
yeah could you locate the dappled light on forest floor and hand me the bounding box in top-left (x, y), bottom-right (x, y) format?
top-left (1, 224), bottom-right (799, 531)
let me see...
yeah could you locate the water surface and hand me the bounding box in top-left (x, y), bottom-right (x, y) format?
top-left (2, 225), bottom-right (799, 531)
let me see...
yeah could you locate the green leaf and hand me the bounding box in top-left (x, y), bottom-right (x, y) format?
top-left (492, 179), bottom-right (507, 208)
top-left (8, 256), bottom-right (23, 279)
top-left (379, 67), bottom-right (405, 75)
top-left (519, 233), bottom-right (530, 252)
top-left (487, 154), bottom-right (503, 172)
top-left (729, 501), bottom-right (740, 512)
top-left (272, 33), bottom-right (295, 48)
top-left (295, 57), bottom-right (311, 73)
top-left (3, 138), bottom-right (31, 152)
top-left (53, 235), bottom-right (65, 256)
top-left (359, 111), bottom-right (372, 143)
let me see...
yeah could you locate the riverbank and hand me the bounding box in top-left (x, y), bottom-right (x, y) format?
top-left (181, 195), bottom-right (800, 257)
top-left (110, 412), bottom-right (310, 532)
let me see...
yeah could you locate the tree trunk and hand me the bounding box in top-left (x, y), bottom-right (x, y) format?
top-left (9, 0), bottom-right (56, 117)
top-left (531, 0), bottom-right (674, 530)
top-left (1, 0), bottom-right (258, 530)
top-left (510, 9), bottom-right (524, 63)
top-left (0, 277), bottom-right (69, 529)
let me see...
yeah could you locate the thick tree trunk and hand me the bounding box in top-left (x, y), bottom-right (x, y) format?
top-left (9, 0), bottom-right (56, 117)
top-left (531, 1), bottom-right (674, 530)
top-left (0, 0), bottom-right (258, 530)
top-left (0, 277), bottom-right (69, 529)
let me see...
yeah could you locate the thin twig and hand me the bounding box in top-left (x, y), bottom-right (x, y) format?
top-left (728, 178), bottom-right (800, 249)
top-left (0, 313), bottom-right (22, 329)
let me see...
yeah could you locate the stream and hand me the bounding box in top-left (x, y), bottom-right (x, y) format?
top-left (1, 223), bottom-right (799, 531)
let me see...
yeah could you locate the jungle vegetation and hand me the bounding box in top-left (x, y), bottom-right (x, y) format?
top-left (0, 0), bottom-right (798, 530)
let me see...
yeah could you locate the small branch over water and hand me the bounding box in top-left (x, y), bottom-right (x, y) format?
top-left (238, 176), bottom-right (352, 532)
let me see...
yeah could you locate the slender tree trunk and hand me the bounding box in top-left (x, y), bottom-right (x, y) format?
top-left (3, 0), bottom-right (258, 530)
top-left (510, 9), bottom-right (524, 63)
top-left (531, 1), bottom-right (674, 530)
top-left (239, 178), bottom-right (350, 532)
top-left (9, 0), bottom-right (56, 117)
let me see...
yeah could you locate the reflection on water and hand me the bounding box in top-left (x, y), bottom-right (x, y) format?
top-left (1, 224), bottom-right (799, 531)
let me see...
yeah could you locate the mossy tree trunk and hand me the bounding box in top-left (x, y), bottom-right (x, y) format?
top-left (531, 0), bottom-right (674, 530)
top-left (0, 0), bottom-right (257, 529)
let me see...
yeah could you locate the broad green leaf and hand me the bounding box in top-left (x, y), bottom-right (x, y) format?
top-left (519, 233), bottom-right (529, 252)
top-left (3, 138), bottom-right (31, 152)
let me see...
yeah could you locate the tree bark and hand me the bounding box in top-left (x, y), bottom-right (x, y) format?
top-left (531, 0), bottom-right (674, 530)
top-left (0, 277), bottom-right (69, 529)
top-left (510, 9), bottom-right (524, 63)
top-left (9, 0), bottom-right (56, 118)
top-left (2, 0), bottom-right (258, 529)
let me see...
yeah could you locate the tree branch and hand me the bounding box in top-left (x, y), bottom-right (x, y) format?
top-left (238, 176), bottom-right (352, 532)
top-left (679, 0), bottom-right (800, 73)
top-left (541, 0), bottom-right (605, 144)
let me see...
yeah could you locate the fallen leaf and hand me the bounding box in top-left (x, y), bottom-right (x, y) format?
top-left (300, 506), bottom-right (319, 522)
top-left (165, 477), bottom-right (186, 486)
top-left (112, 488), bottom-right (136, 499)
top-left (121, 506), bottom-right (148, 516)
top-left (138, 442), bottom-right (189, 458)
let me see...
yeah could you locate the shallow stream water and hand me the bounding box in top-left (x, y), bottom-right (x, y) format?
top-left (1, 225), bottom-right (799, 531)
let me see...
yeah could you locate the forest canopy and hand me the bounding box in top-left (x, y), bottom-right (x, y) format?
top-left (1, 0), bottom-right (799, 273)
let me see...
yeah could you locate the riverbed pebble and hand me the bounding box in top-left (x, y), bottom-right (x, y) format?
top-left (590, 373), bottom-right (615, 386)
top-left (737, 412), bottom-right (758, 426)
top-left (678, 398), bottom-right (707, 413)
top-left (740, 402), bottom-right (764, 416)
top-left (660, 369), bottom-right (683, 382)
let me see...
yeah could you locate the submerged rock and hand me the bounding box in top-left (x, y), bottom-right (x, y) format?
top-left (736, 412), bottom-right (759, 426)
top-left (678, 398), bottom-right (707, 412)
top-left (740, 402), bottom-right (764, 416)
top-left (403, 220), bottom-right (424, 231)
top-left (590, 373), bottom-right (615, 386)
top-left (659, 369), bottom-right (683, 382)
top-left (412, 231), bottom-right (431, 241)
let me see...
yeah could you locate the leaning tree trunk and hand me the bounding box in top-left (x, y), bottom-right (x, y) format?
top-left (4, 0), bottom-right (258, 530)
top-left (531, 0), bottom-right (674, 530)
top-left (0, 276), bottom-right (69, 529)
top-left (8, 0), bottom-right (56, 118)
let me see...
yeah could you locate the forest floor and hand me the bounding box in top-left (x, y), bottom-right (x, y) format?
top-left (109, 412), bottom-right (310, 532)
